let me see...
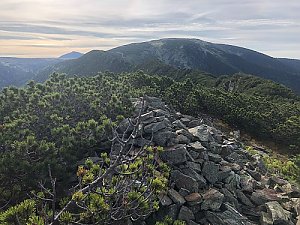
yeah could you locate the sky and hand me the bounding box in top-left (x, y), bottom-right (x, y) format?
top-left (0, 0), bottom-right (299, 58)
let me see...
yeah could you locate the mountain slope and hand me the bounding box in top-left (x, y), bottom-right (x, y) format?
top-left (59, 51), bottom-right (83, 60)
top-left (0, 57), bottom-right (62, 89)
top-left (278, 58), bottom-right (300, 72)
top-left (35, 38), bottom-right (300, 93)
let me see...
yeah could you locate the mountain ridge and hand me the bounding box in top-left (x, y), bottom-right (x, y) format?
top-left (35, 38), bottom-right (300, 93)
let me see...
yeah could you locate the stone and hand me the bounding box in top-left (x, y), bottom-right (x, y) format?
top-left (153, 109), bottom-right (170, 117)
top-left (188, 119), bottom-right (203, 128)
top-left (188, 141), bottom-right (206, 152)
top-left (159, 194), bottom-right (172, 206)
top-left (171, 170), bottom-right (198, 193)
top-left (181, 167), bottom-right (207, 189)
top-left (247, 169), bottom-right (261, 181)
top-left (160, 147), bottom-right (187, 165)
top-left (176, 129), bottom-right (194, 140)
top-left (224, 173), bottom-right (241, 192)
top-left (187, 162), bottom-right (202, 173)
top-left (220, 188), bottom-right (239, 208)
top-left (179, 188), bottom-right (190, 197)
top-left (201, 189), bottom-right (224, 211)
top-left (251, 189), bottom-right (281, 206)
top-left (208, 152), bottom-right (222, 163)
top-left (202, 161), bottom-right (220, 184)
top-left (260, 212), bottom-right (273, 225)
top-left (218, 166), bottom-right (232, 181)
top-left (168, 189), bottom-right (186, 205)
top-left (153, 130), bottom-right (177, 146)
top-left (144, 120), bottom-right (167, 133)
top-left (205, 203), bottom-right (252, 225)
top-left (173, 120), bottom-right (188, 130)
top-left (185, 193), bottom-right (202, 206)
top-left (176, 134), bottom-right (190, 144)
top-left (236, 190), bottom-right (254, 207)
top-left (188, 125), bottom-right (214, 142)
top-left (188, 150), bottom-right (200, 160)
top-left (220, 144), bottom-right (234, 157)
top-left (178, 206), bottom-right (195, 221)
top-left (264, 201), bottom-right (293, 225)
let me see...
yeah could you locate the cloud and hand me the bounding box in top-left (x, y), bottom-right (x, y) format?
top-left (0, 0), bottom-right (299, 58)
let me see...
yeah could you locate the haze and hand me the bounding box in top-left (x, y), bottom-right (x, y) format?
top-left (0, 0), bottom-right (299, 58)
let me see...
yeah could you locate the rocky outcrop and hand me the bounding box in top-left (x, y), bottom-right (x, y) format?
top-left (126, 96), bottom-right (299, 225)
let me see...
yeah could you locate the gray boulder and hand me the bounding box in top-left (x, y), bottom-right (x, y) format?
top-left (160, 146), bottom-right (187, 165)
top-left (201, 189), bottom-right (224, 211)
top-left (202, 161), bottom-right (220, 184)
top-left (171, 170), bottom-right (199, 193)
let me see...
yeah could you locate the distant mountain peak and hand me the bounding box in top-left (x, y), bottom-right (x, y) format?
top-left (59, 51), bottom-right (83, 60)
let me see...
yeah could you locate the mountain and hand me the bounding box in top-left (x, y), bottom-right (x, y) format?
top-left (36, 38), bottom-right (300, 93)
top-left (278, 58), bottom-right (300, 72)
top-left (0, 57), bottom-right (62, 89)
top-left (59, 51), bottom-right (83, 60)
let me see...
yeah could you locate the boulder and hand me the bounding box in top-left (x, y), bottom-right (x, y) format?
top-left (251, 189), bottom-right (282, 206)
top-left (202, 161), bottom-right (220, 184)
top-left (188, 141), bottom-right (206, 152)
top-left (263, 201), bottom-right (293, 225)
top-left (153, 130), bottom-right (177, 146)
top-left (206, 203), bottom-right (253, 225)
top-left (208, 152), bottom-right (222, 163)
top-left (181, 167), bottom-right (207, 189)
top-left (185, 193), bottom-right (202, 206)
top-left (188, 125), bottom-right (214, 142)
top-left (160, 147), bottom-right (187, 165)
top-left (159, 194), bottom-right (172, 207)
top-left (168, 189), bottom-right (186, 205)
top-left (144, 120), bottom-right (168, 133)
top-left (201, 189), bottom-right (224, 211)
top-left (178, 206), bottom-right (195, 221)
top-left (171, 170), bottom-right (199, 193)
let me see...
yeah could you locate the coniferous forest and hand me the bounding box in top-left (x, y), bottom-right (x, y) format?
top-left (0, 70), bottom-right (299, 224)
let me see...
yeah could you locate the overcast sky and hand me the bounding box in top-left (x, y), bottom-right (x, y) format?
top-left (0, 0), bottom-right (299, 58)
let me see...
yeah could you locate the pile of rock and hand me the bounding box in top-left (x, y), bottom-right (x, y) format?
top-left (124, 96), bottom-right (300, 225)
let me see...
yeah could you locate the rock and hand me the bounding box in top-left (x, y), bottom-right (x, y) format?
top-left (188, 125), bottom-right (214, 142)
top-left (206, 203), bottom-right (253, 225)
top-left (220, 188), bottom-right (239, 208)
top-left (218, 166), bottom-right (232, 181)
top-left (168, 189), bottom-right (186, 205)
top-left (251, 189), bottom-right (282, 206)
top-left (188, 150), bottom-right (200, 160)
top-left (220, 144), bottom-right (234, 157)
top-left (171, 170), bottom-right (198, 193)
top-left (236, 190), bottom-right (254, 207)
top-left (187, 162), bottom-right (202, 173)
top-left (153, 109), bottom-right (170, 117)
top-left (247, 169), bottom-right (261, 181)
top-left (173, 120), bottom-right (188, 130)
top-left (176, 134), bottom-right (190, 144)
top-left (260, 212), bottom-right (273, 225)
top-left (153, 130), bottom-right (177, 146)
top-left (188, 141), bottom-right (206, 152)
top-left (144, 120), bottom-right (168, 133)
top-left (178, 206), bottom-right (195, 221)
top-left (264, 201), bottom-right (293, 225)
top-left (202, 161), bottom-right (220, 184)
top-left (179, 188), bottom-right (190, 197)
top-left (224, 173), bottom-right (241, 193)
top-left (140, 111), bottom-right (155, 121)
top-left (201, 189), bottom-right (224, 211)
top-left (160, 147), bottom-right (187, 165)
top-left (185, 193), bottom-right (202, 206)
top-left (188, 119), bottom-right (203, 128)
top-left (159, 194), bottom-right (172, 206)
top-left (181, 167), bottom-right (207, 189)
top-left (176, 129), bottom-right (194, 140)
top-left (240, 175), bottom-right (255, 193)
top-left (208, 152), bottom-right (222, 163)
